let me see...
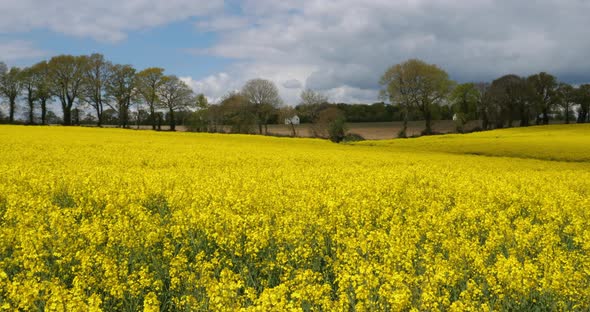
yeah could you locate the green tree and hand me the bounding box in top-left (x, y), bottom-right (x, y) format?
top-left (380, 59), bottom-right (454, 136)
top-left (577, 84), bottom-right (590, 123)
top-left (48, 55), bottom-right (90, 125)
top-left (557, 83), bottom-right (576, 124)
top-left (449, 83), bottom-right (479, 132)
top-left (20, 67), bottom-right (39, 124)
top-left (472, 82), bottom-right (495, 130)
top-left (105, 64), bottom-right (136, 128)
top-left (489, 74), bottom-right (533, 127)
top-left (82, 53), bottom-right (111, 127)
top-left (0, 66), bottom-right (23, 123)
top-left (527, 72), bottom-right (559, 125)
top-left (157, 75), bottom-right (194, 131)
top-left (0, 63), bottom-right (6, 122)
top-left (218, 91), bottom-right (255, 133)
top-left (136, 67), bottom-right (166, 130)
top-left (30, 61), bottom-right (52, 125)
top-left (241, 78), bottom-right (283, 134)
top-left (195, 93), bottom-right (208, 109)
top-left (327, 116), bottom-right (347, 143)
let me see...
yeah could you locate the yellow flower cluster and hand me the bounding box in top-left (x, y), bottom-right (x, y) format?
top-left (0, 124), bottom-right (589, 311)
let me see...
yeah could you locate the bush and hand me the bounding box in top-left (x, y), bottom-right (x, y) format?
top-left (328, 117), bottom-right (347, 143)
top-left (342, 133), bottom-right (365, 143)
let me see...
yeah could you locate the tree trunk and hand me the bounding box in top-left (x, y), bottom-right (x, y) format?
top-left (423, 109), bottom-right (432, 135)
top-left (169, 109), bottom-right (175, 131)
top-left (519, 107), bottom-right (528, 127)
top-left (150, 106), bottom-right (156, 130)
top-left (542, 109), bottom-right (549, 125)
top-left (8, 98), bottom-right (16, 123)
top-left (482, 115), bottom-right (489, 130)
top-left (95, 102), bottom-right (102, 127)
top-left (258, 122), bottom-right (263, 134)
top-left (28, 101), bottom-right (35, 124)
top-left (41, 99), bottom-right (47, 125)
top-left (565, 106), bottom-right (570, 124)
top-left (136, 106), bottom-right (140, 130)
top-left (61, 96), bottom-right (75, 125)
top-left (578, 106), bottom-right (588, 123)
top-left (63, 107), bottom-right (71, 126)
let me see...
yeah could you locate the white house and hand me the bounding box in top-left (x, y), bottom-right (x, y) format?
top-left (284, 115), bottom-right (300, 125)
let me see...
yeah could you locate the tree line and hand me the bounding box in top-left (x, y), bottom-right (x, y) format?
top-left (380, 59), bottom-right (590, 137)
top-left (0, 54), bottom-right (196, 131)
top-left (2, 55), bottom-right (589, 141)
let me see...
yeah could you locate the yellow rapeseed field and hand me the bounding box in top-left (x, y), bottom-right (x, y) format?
top-left (0, 124), bottom-right (589, 311)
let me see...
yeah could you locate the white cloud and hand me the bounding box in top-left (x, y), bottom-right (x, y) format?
top-left (181, 73), bottom-right (239, 103)
top-left (196, 15), bottom-right (251, 32)
top-left (0, 40), bottom-right (46, 62)
top-left (282, 79), bottom-right (303, 89)
top-left (4, 0), bottom-right (589, 104)
top-left (183, 0), bottom-right (590, 103)
top-left (0, 0), bottom-right (224, 42)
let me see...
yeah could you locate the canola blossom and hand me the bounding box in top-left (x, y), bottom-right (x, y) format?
top-left (0, 124), bottom-right (589, 311)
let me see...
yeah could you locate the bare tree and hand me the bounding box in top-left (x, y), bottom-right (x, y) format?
top-left (241, 78), bottom-right (283, 134)
top-left (157, 75), bottom-right (194, 131)
top-left (298, 89), bottom-right (329, 124)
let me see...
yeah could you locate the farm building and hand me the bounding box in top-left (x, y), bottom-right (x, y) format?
top-left (285, 115), bottom-right (300, 125)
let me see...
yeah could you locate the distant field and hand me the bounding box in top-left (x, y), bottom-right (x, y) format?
top-left (0, 124), bottom-right (589, 310)
top-left (264, 120), bottom-right (482, 139)
top-left (99, 120), bottom-right (571, 140)
top-left (355, 124), bottom-right (590, 162)
top-left (99, 120), bottom-right (478, 139)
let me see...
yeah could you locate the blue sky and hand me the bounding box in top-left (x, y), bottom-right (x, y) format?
top-left (2, 22), bottom-right (230, 79)
top-left (1, 0), bottom-right (590, 106)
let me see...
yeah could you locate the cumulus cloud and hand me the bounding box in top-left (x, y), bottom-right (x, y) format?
top-left (0, 0), bottom-right (224, 42)
top-left (4, 0), bottom-right (589, 104)
top-left (195, 15), bottom-right (251, 32)
top-left (0, 40), bottom-right (46, 62)
top-left (180, 73), bottom-right (239, 103)
top-left (282, 79), bottom-right (303, 89)
top-left (185, 0), bottom-right (590, 103)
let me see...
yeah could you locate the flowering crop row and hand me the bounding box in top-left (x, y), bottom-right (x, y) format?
top-left (0, 125), bottom-right (589, 311)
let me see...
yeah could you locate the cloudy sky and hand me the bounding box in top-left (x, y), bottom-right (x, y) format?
top-left (1, 0), bottom-right (589, 105)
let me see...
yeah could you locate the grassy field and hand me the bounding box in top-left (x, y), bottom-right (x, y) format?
top-left (0, 124), bottom-right (589, 311)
